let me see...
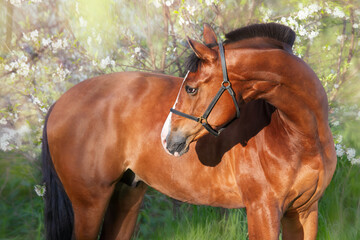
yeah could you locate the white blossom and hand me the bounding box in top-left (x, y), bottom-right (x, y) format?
top-left (308, 30), bottom-right (319, 40)
top-left (346, 148), bottom-right (356, 160)
top-left (23, 33), bottom-right (30, 41)
top-left (30, 30), bottom-right (39, 41)
top-left (335, 144), bottom-right (345, 157)
top-left (87, 36), bottom-right (92, 46)
top-left (205, 0), bottom-right (215, 6)
top-left (51, 39), bottom-right (68, 53)
top-left (8, 0), bottom-right (23, 8)
top-left (332, 7), bottom-right (345, 18)
top-left (41, 38), bottom-right (52, 47)
top-left (297, 9), bottom-right (309, 20)
top-left (165, 0), bottom-right (173, 7)
top-left (52, 65), bottom-right (70, 82)
top-left (298, 25), bottom-right (307, 36)
top-left (350, 158), bottom-right (360, 165)
top-left (79, 17), bottom-right (87, 28)
top-left (0, 126), bottom-right (28, 151)
top-left (134, 47), bottom-right (141, 54)
top-left (335, 135), bottom-right (343, 143)
top-left (353, 23), bottom-right (359, 29)
top-left (152, 0), bottom-right (162, 8)
top-left (325, 8), bottom-right (332, 14)
top-left (308, 4), bottom-right (321, 13)
top-left (17, 61), bottom-right (30, 77)
top-left (99, 56), bottom-right (114, 69)
top-left (34, 184), bottom-right (46, 197)
top-left (336, 35), bottom-right (345, 43)
top-left (186, 4), bottom-right (196, 16)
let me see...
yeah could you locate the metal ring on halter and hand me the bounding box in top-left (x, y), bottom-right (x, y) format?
top-left (221, 81), bottom-right (231, 89)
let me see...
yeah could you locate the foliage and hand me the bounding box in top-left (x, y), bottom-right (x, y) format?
top-left (0, 0), bottom-right (360, 239)
top-left (0, 152), bottom-right (43, 240)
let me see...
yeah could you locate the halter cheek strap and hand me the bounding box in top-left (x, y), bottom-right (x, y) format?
top-left (170, 42), bottom-right (240, 137)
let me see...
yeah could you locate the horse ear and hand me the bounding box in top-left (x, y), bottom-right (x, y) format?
top-left (203, 23), bottom-right (218, 45)
top-left (187, 37), bottom-right (217, 62)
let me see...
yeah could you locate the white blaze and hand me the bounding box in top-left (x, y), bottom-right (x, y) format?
top-left (161, 71), bottom-right (190, 153)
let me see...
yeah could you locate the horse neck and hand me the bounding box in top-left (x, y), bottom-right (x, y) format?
top-left (228, 47), bottom-right (329, 138)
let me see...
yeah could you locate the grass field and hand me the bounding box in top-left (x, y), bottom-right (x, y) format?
top-left (0, 151), bottom-right (359, 239)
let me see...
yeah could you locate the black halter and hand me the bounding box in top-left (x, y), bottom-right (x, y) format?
top-left (170, 42), bottom-right (240, 137)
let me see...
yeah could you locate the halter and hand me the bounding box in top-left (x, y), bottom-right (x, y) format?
top-left (170, 42), bottom-right (240, 137)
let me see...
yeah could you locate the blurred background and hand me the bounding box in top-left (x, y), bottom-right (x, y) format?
top-left (0, 0), bottom-right (359, 239)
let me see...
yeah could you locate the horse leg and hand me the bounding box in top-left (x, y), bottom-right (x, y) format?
top-left (70, 185), bottom-right (115, 240)
top-left (100, 181), bottom-right (148, 240)
top-left (246, 203), bottom-right (281, 240)
top-left (281, 201), bottom-right (318, 240)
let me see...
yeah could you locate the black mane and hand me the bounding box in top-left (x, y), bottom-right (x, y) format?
top-left (224, 23), bottom-right (296, 46)
top-left (184, 23), bottom-right (296, 74)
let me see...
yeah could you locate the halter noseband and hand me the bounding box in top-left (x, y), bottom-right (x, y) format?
top-left (170, 42), bottom-right (240, 137)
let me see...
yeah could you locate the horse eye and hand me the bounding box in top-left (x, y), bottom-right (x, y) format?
top-left (185, 86), bottom-right (198, 95)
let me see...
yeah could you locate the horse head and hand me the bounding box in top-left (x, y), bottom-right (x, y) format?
top-left (161, 24), bottom-right (243, 156)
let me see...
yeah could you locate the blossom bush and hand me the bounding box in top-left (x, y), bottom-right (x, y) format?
top-left (0, 0), bottom-right (359, 164)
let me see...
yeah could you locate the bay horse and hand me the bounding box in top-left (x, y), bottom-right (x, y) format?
top-left (42, 23), bottom-right (336, 240)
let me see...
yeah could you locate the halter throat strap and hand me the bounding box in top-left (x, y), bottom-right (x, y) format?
top-left (170, 42), bottom-right (240, 137)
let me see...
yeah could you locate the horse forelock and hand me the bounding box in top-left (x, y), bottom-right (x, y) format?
top-left (184, 23), bottom-right (296, 73)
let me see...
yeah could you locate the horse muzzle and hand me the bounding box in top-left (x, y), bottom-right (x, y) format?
top-left (163, 132), bottom-right (190, 157)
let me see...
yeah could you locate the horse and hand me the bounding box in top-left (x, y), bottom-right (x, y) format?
top-left (42, 23), bottom-right (336, 240)
top-left (161, 23), bottom-right (337, 239)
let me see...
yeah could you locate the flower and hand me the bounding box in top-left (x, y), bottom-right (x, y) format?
top-left (134, 47), bottom-right (141, 54)
top-left (346, 148), bottom-right (356, 160)
top-left (30, 30), bottom-right (39, 41)
top-left (79, 17), bottom-right (87, 28)
top-left (34, 184), bottom-right (46, 197)
top-left (332, 7), bottom-right (345, 18)
top-left (165, 0), bottom-right (173, 7)
top-left (336, 35), bottom-right (345, 43)
top-left (297, 9), bottom-right (309, 20)
top-left (335, 144), bottom-right (345, 157)
top-left (51, 39), bottom-right (68, 53)
top-left (8, 0), bottom-right (23, 8)
top-left (99, 56), bottom-right (114, 69)
top-left (308, 30), bottom-right (319, 40)
top-left (205, 0), bottom-right (215, 6)
top-left (350, 158), bottom-right (360, 165)
top-left (152, 0), bottom-right (162, 8)
top-left (87, 36), bottom-right (92, 46)
top-left (41, 38), bottom-right (52, 47)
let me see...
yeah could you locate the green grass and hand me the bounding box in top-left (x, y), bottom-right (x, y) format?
top-left (0, 151), bottom-right (359, 239)
top-left (0, 152), bottom-right (44, 240)
top-left (318, 158), bottom-right (360, 240)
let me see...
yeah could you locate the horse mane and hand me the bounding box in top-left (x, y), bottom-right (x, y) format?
top-left (185, 23), bottom-right (296, 73)
top-left (224, 23), bottom-right (296, 46)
